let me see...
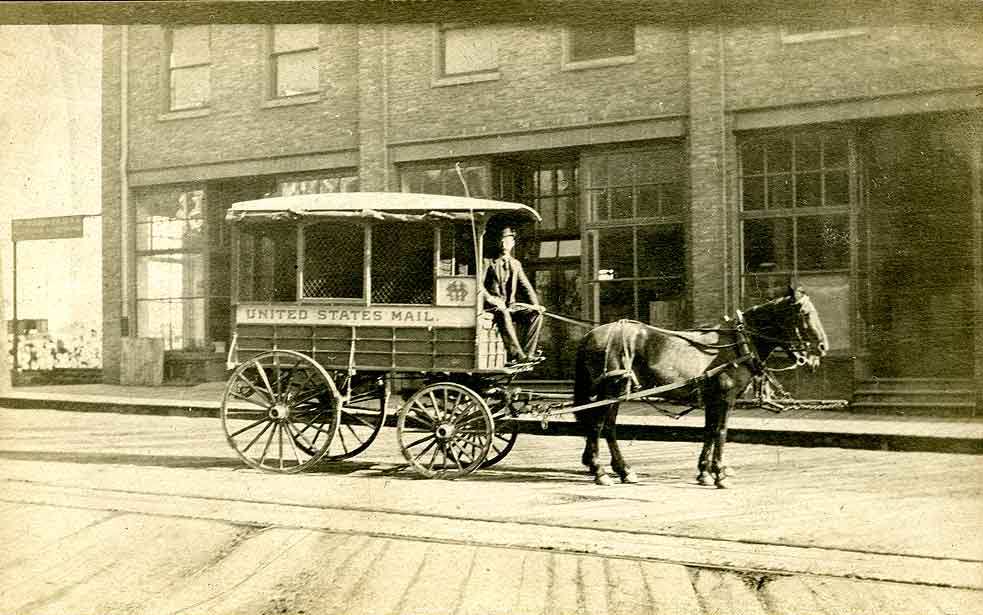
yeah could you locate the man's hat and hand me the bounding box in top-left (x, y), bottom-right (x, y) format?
top-left (500, 227), bottom-right (516, 238)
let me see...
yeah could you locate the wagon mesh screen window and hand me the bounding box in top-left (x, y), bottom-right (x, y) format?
top-left (237, 223), bottom-right (296, 302)
top-left (303, 223), bottom-right (364, 299)
top-left (372, 223), bottom-right (434, 304)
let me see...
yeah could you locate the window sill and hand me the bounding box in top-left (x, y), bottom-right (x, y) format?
top-left (261, 93), bottom-right (322, 109)
top-left (431, 71), bottom-right (501, 88)
top-left (780, 28), bottom-right (867, 44)
top-left (157, 107), bottom-right (211, 122)
top-left (561, 55), bottom-right (636, 72)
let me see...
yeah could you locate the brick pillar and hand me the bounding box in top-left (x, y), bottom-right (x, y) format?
top-left (357, 25), bottom-right (394, 192)
top-left (101, 26), bottom-right (124, 383)
top-left (687, 25), bottom-right (736, 324)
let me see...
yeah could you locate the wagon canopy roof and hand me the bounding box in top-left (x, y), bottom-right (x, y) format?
top-left (226, 192), bottom-right (541, 223)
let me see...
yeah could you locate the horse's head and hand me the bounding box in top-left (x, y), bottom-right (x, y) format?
top-left (745, 286), bottom-right (829, 370)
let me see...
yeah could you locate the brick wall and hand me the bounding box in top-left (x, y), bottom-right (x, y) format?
top-left (384, 24), bottom-right (689, 143)
top-left (724, 23), bottom-right (983, 111)
top-left (126, 24), bottom-right (360, 173)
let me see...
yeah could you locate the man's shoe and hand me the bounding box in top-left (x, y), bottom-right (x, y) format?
top-left (506, 354), bottom-right (529, 366)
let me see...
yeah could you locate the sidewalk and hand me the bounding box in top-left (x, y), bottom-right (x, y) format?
top-left (2, 382), bottom-right (981, 454)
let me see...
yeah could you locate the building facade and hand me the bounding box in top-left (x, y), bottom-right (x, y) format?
top-left (101, 18), bottom-right (983, 408)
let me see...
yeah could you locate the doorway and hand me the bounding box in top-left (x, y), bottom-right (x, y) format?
top-left (861, 115), bottom-right (977, 378)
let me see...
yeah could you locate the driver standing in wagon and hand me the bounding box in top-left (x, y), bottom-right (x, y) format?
top-left (482, 226), bottom-right (545, 365)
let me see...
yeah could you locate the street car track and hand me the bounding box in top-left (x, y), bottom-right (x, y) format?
top-left (2, 476), bottom-right (979, 590)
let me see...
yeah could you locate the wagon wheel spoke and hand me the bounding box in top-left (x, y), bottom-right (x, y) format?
top-left (240, 420), bottom-right (274, 454)
top-left (227, 415), bottom-right (270, 439)
top-left (253, 361), bottom-right (278, 403)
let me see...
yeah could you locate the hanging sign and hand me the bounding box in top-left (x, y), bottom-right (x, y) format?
top-left (12, 215), bottom-right (85, 241)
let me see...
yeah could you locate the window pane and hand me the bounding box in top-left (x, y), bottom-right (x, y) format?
top-left (137, 253), bottom-right (205, 300)
top-left (608, 154), bottom-right (632, 186)
top-left (556, 167), bottom-right (574, 194)
top-left (637, 185), bottom-right (659, 218)
top-left (796, 172), bottom-right (822, 208)
top-left (537, 169), bottom-right (555, 195)
top-left (273, 24), bottom-right (318, 53)
top-left (799, 273), bottom-right (850, 351)
top-left (303, 223), bottom-right (364, 298)
top-left (319, 178), bottom-right (340, 193)
top-left (767, 138), bottom-right (792, 173)
top-left (824, 134), bottom-right (849, 168)
top-left (797, 214), bottom-right (849, 270)
top-left (136, 219), bottom-right (202, 251)
top-left (137, 298), bottom-right (206, 351)
top-left (373, 223), bottom-right (433, 304)
top-left (597, 227), bottom-right (633, 279)
top-left (443, 26), bottom-right (498, 75)
top-left (742, 176), bottom-right (765, 211)
top-left (795, 134), bottom-right (821, 171)
top-left (275, 50), bottom-right (319, 96)
top-left (170, 26), bottom-right (209, 67)
top-left (569, 25), bottom-right (635, 61)
top-left (238, 224), bottom-right (297, 302)
top-left (599, 281), bottom-right (635, 323)
top-left (639, 278), bottom-right (686, 327)
top-left (170, 66), bottom-right (209, 109)
top-left (743, 274), bottom-right (790, 305)
top-left (768, 174), bottom-right (792, 209)
top-left (611, 187), bottom-right (633, 219)
top-left (741, 141), bottom-right (764, 175)
top-left (743, 218), bottom-right (793, 272)
top-left (661, 183), bottom-right (684, 216)
top-left (556, 195), bottom-right (577, 230)
top-left (584, 157), bottom-right (607, 188)
top-left (340, 176), bottom-right (360, 192)
top-left (637, 224), bottom-right (684, 277)
top-left (538, 197), bottom-right (556, 230)
top-left (588, 189), bottom-right (609, 221)
top-left (825, 171), bottom-right (850, 206)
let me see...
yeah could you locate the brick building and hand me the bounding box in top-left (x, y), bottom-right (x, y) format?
top-left (101, 16), bottom-right (983, 411)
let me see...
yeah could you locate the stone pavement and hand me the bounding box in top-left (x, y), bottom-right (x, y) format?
top-left (1, 381), bottom-right (981, 454)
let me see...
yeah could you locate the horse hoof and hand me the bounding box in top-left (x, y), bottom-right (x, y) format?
top-left (697, 473), bottom-right (712, 486)
top-left (595, 474), bottom-right (615, 486)
top-left (715, 478), bottom-right (729, 489)
top-left (621, 470), bottom-right (639, 484)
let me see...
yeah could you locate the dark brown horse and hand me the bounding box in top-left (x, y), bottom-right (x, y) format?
top-left (573, 287), bottom-right (828, 488)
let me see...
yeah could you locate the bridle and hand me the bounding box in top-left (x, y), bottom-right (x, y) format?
top-left (743, 296), bottom-right (826, 368)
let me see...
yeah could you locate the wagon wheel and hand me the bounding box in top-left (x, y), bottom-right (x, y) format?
top-left (221, 350), bottom-right (341, 473)
top-left (322, 373), bottom-right (389, 461)
top-left (396, 383), bottom-right (493, 479)
top-left (482, 412), bottom-right (519, 468)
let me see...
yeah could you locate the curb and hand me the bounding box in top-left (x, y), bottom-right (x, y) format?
top-left (2, 394), bottom-right (981, 456)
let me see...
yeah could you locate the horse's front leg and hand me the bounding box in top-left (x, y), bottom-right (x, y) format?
top-left (604, 402), bottom-right (638, 484)
top-left (575, 410), bottom-right (608, 484)
top-left (697, 383), bottom-right (715, 486)
top-left (709, 387), bottom-right (739, 489)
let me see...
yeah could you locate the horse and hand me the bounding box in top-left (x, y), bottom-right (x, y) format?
top-left (572, 286), bottom-right (828, 488)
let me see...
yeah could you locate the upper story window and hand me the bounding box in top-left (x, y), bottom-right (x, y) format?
top-left (400, 163), bottom-right (491, 198)
top-left (565, 25), bottom-right (636, 68)
top-left (167, 26), bottom-right (210, 111)
top-left (434, 24), bottom-right (500, 86)
top-left (270, 24), bottom-right (320, 98)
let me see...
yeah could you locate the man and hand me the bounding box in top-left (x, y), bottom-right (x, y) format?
top-left (482, 227), bottom-right (545, 365)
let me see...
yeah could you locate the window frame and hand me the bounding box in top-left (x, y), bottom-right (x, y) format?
top-left (268, 24), bottom-right (321, 100)
top-left (779, 24), bottom-right (867, 44)
top-left (738, 130), bottom-right (857, 353)
top-left (134, 186), bottom-right (210, 351)
top-left (561, 25), bottom-right (637, 71)
top-left (582, 146), bottom-right (688, 324)
top-left (432, 23), bottom-right (501, 87)
top-left (165, 25), bottom-right (211, 112)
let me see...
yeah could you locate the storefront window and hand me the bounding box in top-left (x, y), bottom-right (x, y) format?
top-left (740, 132), bottom-right (853, 350)
top-left (135, 188), bottom-right (207, 350)
top-left (584, 146), bottom-right (687, 326)
top-left (400, 163), bottom-right (491, 198)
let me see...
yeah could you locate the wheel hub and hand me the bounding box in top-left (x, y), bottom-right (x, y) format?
top-left (269, 403), bottom-right (291, 420)
top-left (435, 423), bottom-right (455, 440)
